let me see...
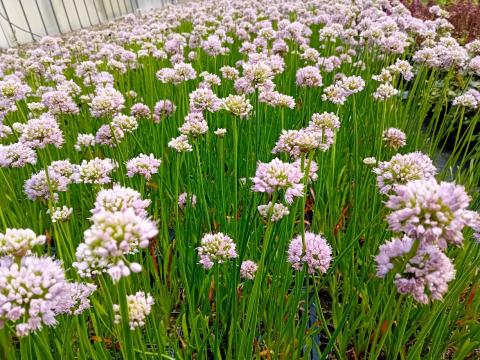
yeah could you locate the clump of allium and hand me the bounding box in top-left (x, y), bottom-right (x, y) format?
top-left (252, 158), bottom-right (305, 203)
top-left (113, 292), bottom-right (154, 330)
top-left (240, 260), bottom-right (258, 280)
top-left (126, 153), bottom-right (161, 180)
top-left (0, 228), bottom-right (46, 257)
top-left (48, 206), bottom-right (73, 223)
top-left (222, 94), bottom-right (253, 118)
top-left (41, 90), bottom-right (79, 115)
top-left (375, 236), bottom-right (455, 304)
top-left (0, 77), bottom-right (31, 101)
top-left (307, 112), bottom-right (341, 150)
top-left (92, 185), bottom-right (151, 218)
top-left (112, 114), bottom-right (138, 133)
top-left (19, 114), bottom-right (64, 149)
top-left (130, 103), bottom-right (151, 119)
top-left (386, 179), bottom-right (473, 249)
top-left (257, 202), bottom-right (290, 222)
top-left (220, 66), bottom-right (239, 80)
top-left (70, 131), bottom-right (91, 149)
top-left (287, 232), bottom-right (332, 274)
top-left (272, 129), bottom-right (320, 158)
top-left (0, 142), bottom-right (37, 168)
top-left (197, 232), bottom-right (237, 270)
top-left (179, 112), bottom-right (208, 136)
top-left (178, 192), bottom-right (197, 209)
top-left (168, 134), bottom-right (193, 152)
top-left (452, 89), bottom-right (480, 109)
top-left (383, 128), bottom-right (406, 150)
top-left (373, 152), bottom-right (436, 194)
top-left (74, 158), bottom-right (117, 185)
top-left (322, 83), bottom-right (348, 105)
top-left (373, 83), bottom-right (398, 101)
top-left (90, 87), bottom-right (125, 118)
top-left (189, 87), bottom-right (222, 113)
top-left (73, 209), bottom-right (158, 281)
top-left (296, 66), bottom-right (322, 87)
top-left (214, 128), bottom-right (227, 137)
top-left (339, 76), bottom-right (365, 95)
top-left (153, 100), bottom-right (176, 122)
top-left (0, 255), bottom-right (94, 336)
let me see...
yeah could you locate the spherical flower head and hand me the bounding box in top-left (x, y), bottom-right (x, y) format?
top-left (376, 236), bottom-right (455, 304)
top-left (363, 157), bottom-right (377, 166)
top-left (74, 133), bottom-right (95, 151)
top-left (179, 112), bottom-right (208, 136)
top-left (257, 202), bottom-right (290, 222)
top-left (287, 232), bottom-right (332, 274)
top-left (251, 158), bottom-right (305, 204)
top-left (0, 228), bottom-right (46, 257)
top-left (54, 282), bottom-right (97, 315)
top-left (74, 209), bottom-right (158, 280)
top-left (339, 76), bottom-right (365, 95)
top-left (373, 152), bottom-right (436, 194)
top-left (168, 135), bottom-right (192, 152)
top-left (189, 88), bottom-right (222, 113)
top-left (112, 114), bottom-right (138, 133)
top-left (178, 192), bottom-right (197, 209)
top-left (222, 94), bottom-right (253, 118)
top-left (322, 84), bottom-right (348, 105)
top-left (41, 90), bottom-right (79, 115)
top-left (24, 168), bottom-right (70, 202)
top-left (373, 83), bottom-right (398, 101)
top-left (214, 128), bottom-right (227, 137)
top-left (0, 142), bottom-right (37, 168)
top-left (19, 114), bottom-right (64, 149)
top-left (386, 179), bottom-right (472, 249)
top-left (272, 129), bottom-right (320, 158)
top-left (92, 184), bottom-right (151, 218)
top-left (452, 90), bottom-right (480, 109)
top-left (48, 206), bottom-right (73, 223)
top-left (130, 103), bottom-right (151, 119)
top-left (296, 66), bottom-right (322, 87)
top-left (243, 62), bottom-right (273, 86)
top-left (95, 124), bottom-right (125, 147)
top-left (240, 260), bottom-right (258, 280)
top-left (153, 100), bottom-right (176, 122)
top-left (0, 255), bottom-right (67, 337)
top-left (90, 87), bottom-right (125, 118)
top-left (113, 291), bottom-right (154, 330)
top-left (74, 157), bottom-right (117, 185)
top-left (382, 128), bottom-right (406, 150)
top-left (220, 66), bottom-right (239, 80)
top-left (197, 232), bottom-right (237, 270)
top-left (309, 112), bottom-right (341, 131)
top-left (126, 153), bottom-right (161, 180)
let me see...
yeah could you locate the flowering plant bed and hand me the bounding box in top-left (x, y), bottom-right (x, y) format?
top-left (0, 0), bottom-right (480, 359)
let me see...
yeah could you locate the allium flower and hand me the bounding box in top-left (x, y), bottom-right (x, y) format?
top-left (243, 62), bottom-right (273, 86)
top-left (92, 185), bottom-right (151, 218)
top-left (126, 153), bottom-right (161, 180)
top-left (0, 142), bottom-right (37, 168)
top-left (339, 76), bottom-right (365, 94)
top-left (0, 78), bottom-right (31, 101)
top-left (307, 112), bottom-right (341, 150)
top-left (296, 66), bottom-right (322, 87)
top-left (222, 94), bottom-right (253, 118)
top-left (172, 62), bottom-right (197, 83)
top-left (0, 228), bottom-right (46, 257)
top-left (168, 135), bottom-right (192, 152)
top-left (240, 260), bottom-right (258, 280)
top-left (95, 124), bottom-right (125, 147)
top-left (287, 232), bottom-right (332, 274)
top-left (272, 129), bottom-right (319, 158)
top-left (90, 87), bottom-right (125, 118)
top-left (113, 292), bottom-right (154, 330)
top-left (373, 152), bottom-right (436, 194)
top-left (179, 112), bottom-right (208, 136)
top-left (214, 128), bottom-right (227, 137)
top-left (322, 84), bottom-right (348, 105)
top-left (383, 128), bottom-right (406, 150)
top-left (293, 159), bottom-right (318, 182)
top-left (178, 192), bottom-right (197, 209)
top-left (257, 202), bottom-right (290, 222)
top-left (220, 66), bottom-right (239, 80)
top-left (153, 100), bottom-right (176, 122)
top-left (73, 209), bottom-right (158, 280)
top-left (54, 282), bottom-right (97, 315)
top-left (112, 114), bottom-right (138, 133)
top-left (386, 179), bottom-right (472, 249)
top-left (363, 157), bottom-right (377, 166)
top-left (189, 88), bottom-right (222, 113)
top-left (388, 59), bottom-right (414, 81)
top-left (74, 133), bottom-right (95, 151)
top-left (0, 124), bottom-right (12, 139)
top-left (252, 158), bottom-right (305, 204)
top-left (24, 169), bottom-right (70, 202)
top-left (41, 90), bottom-right (79, 115)
top-left (452, 90), bottom-right (480, 109)
top-left (74, 158), bottom-right (117, 185)
top-left (0, 255), bottom-right (69, 336)
top-left (48, 206), bottom-right (73, 223)
top-left (19, 114), bottom-right (64, 149)
top-left (373, 83), bottom-right (398, 101)
top-left (197, 232), bottom-right (237, 270)
top-left (375, 236), bottom-right (455, 304)
top-left (130, 103), bottom-right (151, 119)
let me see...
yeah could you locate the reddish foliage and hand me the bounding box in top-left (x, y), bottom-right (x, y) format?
top-left (402, 0), bottom-right (480, 42)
